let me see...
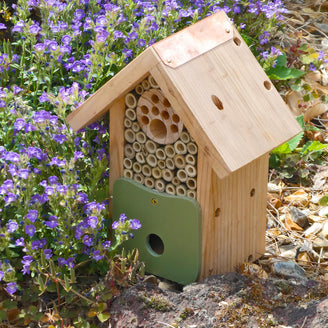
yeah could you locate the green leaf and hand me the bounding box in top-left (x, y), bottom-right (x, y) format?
top-left (271, 132), bottom-right (304, 155)
top-left (296, 115), bottom-right (305, 131)
top-left (97, 312), bottom-right (110, 322)
top-left (269, 153), bottom-right (281, 168)
top-left (319, 196), bottom-right (328, 206)
top-left (0, 310), bottom-right (7, 321)
top-left (63, 274), bottom-right (71, 292)
top-left (266, 66), bottom-right (305, 80)
top-left (301, 140), bottom-right (328, 154)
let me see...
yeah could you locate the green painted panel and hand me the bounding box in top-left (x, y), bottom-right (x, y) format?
top-left (113, 178), bottom-right (202, 285)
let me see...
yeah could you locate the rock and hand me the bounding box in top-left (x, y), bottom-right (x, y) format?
top-left (273, 261), bottom-right (307, 281)
top-left (290, 207), bottom-right (309, 228)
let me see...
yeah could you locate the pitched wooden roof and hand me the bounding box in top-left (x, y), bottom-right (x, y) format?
top-left (66, 11), bottom-right (302, 178)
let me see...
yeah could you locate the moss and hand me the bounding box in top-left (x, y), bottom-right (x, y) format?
top-left (140, 293), bottom-right (174, 312)
top-left (179, 307), bottom-right (194, 320)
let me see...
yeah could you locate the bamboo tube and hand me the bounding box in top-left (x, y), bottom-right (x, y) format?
top-left (144, 177), bottom-right (155, 189)
top-left (134, 173), bottom-right (144, 185)
top-left (155, 148), bottom-right (166, 160)
top-left (124, 117), bottom-right (132, 129)
top-left (165, 183), bottom-right (176, 195)
top-left (165, 158), bottom-right (175, 170)
top-left (135, 152), bottom-right (145, 164)
top-left (152, 167), bottom-right (162, 179)
top-left (123, 157), bottom-right (133, 170)
top-left (177, 169), bottom-right (188, 182)
top-left (162, 169), bottom-right (174, 182)
top-left (158, 160), bottom-right (165, 170)
top-left (123, 169), bottom-right (133, 179)
top-left (142, 164), bottom-right (152, 177)
top-left (145, 140), bottom-right (157, 154)
top-left (180, 131), bottom-right (190, 144)
top-left (124, 93), bottom-right (137, 108)
top-left (132, 121), bottom-right (140, 133)
top-left (132, 162), bottom-right (142, 173)
top-left (174, 140), bottom-right (187, 155)
top-left (124, 144), bottom-right (135, 159)
top-left (155, 179), bottom-right (165, 192)
top-left (132, 141), bottom-right (142, 152)
top-left (148, 75), bottom-right (159, 88)
top-left (141, 144), bottom-right (148, 156)
top-left (185, 164), bottom-right (197, 177)
top-left (141, 78), bottom-right (151, 90)
top-left (187, 141), bottom-right (198, 155)
top-left (135, 84), bottom-right (144, 95)
top-left (146, 154), bottom-right (157, 168)
top-left (186, 177), bottom-right (197, 190)
top-left (124, 129), bottom-right (136, 143)
top-left (125, 107), bottom-right (137, 121)
top-left (164, 144), bottom-right (175, 158)
top-left (174, 154), bottom-right (186, 169)
top-left (172, 177), bottom-right (180, 186)
top-left (185, 154), bottom-right (196, 166)
top-left (187, 190), bottom-right (197, 199)
top-left (176, 184), bottom-right (187, 197)
top-left (136, 131), bottom-right (147, 144)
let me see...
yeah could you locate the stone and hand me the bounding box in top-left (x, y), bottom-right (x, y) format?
top-left (273, 261), bottom-right (307, 281)
top-left (290, 207), bottom-right (309, 228)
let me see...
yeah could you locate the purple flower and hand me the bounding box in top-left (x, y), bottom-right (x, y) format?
top-left (259, 31), bottom-right (270, 45)
top-left (73, 151), bottom-right (84, 161)
top-left (48, 41), bottom-right (58, 52)
top-left (0, 23), bottom-right (6, 30)
top-left (44, 186), bottom-right (55, 196)
top-left (74, 9), bottom-right (85, 20)
top-left (31, 240), bottom-right (42, 250)
top-left (88, 216), bottom-right (98, 229)
top-left (39, 91), bottom-right (50, 103)
top-left (57, 257), bottom-right (66, 267)
top-left (15, 237), bottom-right (25, 246)
top-left (14, 118), bottom-right (25, 131)
top-left (25, 224), bottom-right (36, 237)
top-left (119, 213), bottom-right (127, 223)
top-left (113, 30), bottom-right (124, 40)
top-left (34, 43), bottom-right (46, 52)
top-left (49, 156), bottom-right (66, 167)
top-left (13, 86), bottom-right (23, 95)
top-left (27, 147), bottom-right (44, 160)
top-left (130, 219), bottom-right (141, 230)
top-left (44, 249), bottom-right (52, 259)
top-left (66, 257), bottom-right (75, 268)
top-left (45, 215), bottom-right (58, 228)
top-left (29, 24), bottom-right (41, 34)
top-left (48, 176), bottom-right (58, 184)
top-left (92, 250), bottom-right (103, 261)
top-left (82, 235), bottom-right (93, 246)
top-left (54, 134), bottom-right (67, 144)
top-left (62, 35), bottom-right (71, 45)
top-left (0, 271), bottom-right (4, 281)
top-left (112, 221), bottom-right (119, 229)
top-left (12, 21), bottom-right (24, 33)
top-left (7, 221), bottom-right (19, 233)
top-left (19, 169), bottom-right (29, 179)
top-left (6, 282), bottom-right (17, 295)
top-left (25, 123), bottom-right (37, 132)
top-left (5, 151), bottom-right (20, 162)
top-left (72, 61), bottom-right (85, 73)
top-left (4, 193), bottom-right (16, 205)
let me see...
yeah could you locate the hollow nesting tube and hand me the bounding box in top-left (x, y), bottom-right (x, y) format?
top-left (185, 154), bottom-right (196, 166)
top-left (141, 78), bottom-right (151, 90)
top-left (124, 129), bottom-right (136, 144)
top-left (177, 169), bottom-right (188, 182)
top-left (145, 140), bottom-right (157, 154)
top-left (165, 158), bottom-right (175, 171)
top-left (187, 190), bottom-right (197, 199)
top-left (125, 107), bottom-right (137, 121)
top-left (155, 148), bottom-right (166, 161)
top-left (174, 154), bottom-right (186, 169)
top-left (142, 164), bottom-right (152, 177)
top-left (187, 141), bottom-right (198, 155)
top-left (124, 92), bottom-right (137, 108)
top-left (132, 161), bottom-right (142, 174)
top-left (158, 160), bottom-right (165, 170)
top-left (135, 84), bottom-right (144, 95)
top-left (132, 121), bottom-right (140, 133)
top-left (176, 184), bottom-right (187, 197)
top-left (123, 169), bottom-right (133, 179)
top-left (134, 173), bottom-right (145, 185)
top-left (174, 140), bottom-right (187, 155)
top-left (162, 169), bottom-right (174, 182)
top-left (148, 75), bottom-right (159, 88)
top-left (144, 177), bottom-right (155, 189)
top-left (185, 164), bottom-right (197, 178)
top-left (172, 177), bottom-right (180, 186)
top-left (186, 177), bottom-right (197, 190)
top-left (164, 144), bottom-right (175, 158)
top-left (180, 131), bottom-right (190, 144)
top-left (152, 167), bottom-right (162, 179)
top-left (124, 117), bottom-right (132, 129)
top-left (155, 179), bottom-right (165, 192)
top-left (132, 141), bottom-right (142, 153)
top-left (165, 183), bottom-right (176, 195)
top-left (146, 153), bottom-right (157, 168)
top-left (124, 144), bottom-right (135, 159)
top-left (123, 157), bottom-right (133, 170)
top-left (135, 152), bottom-right (145, 164)
top-left (136, 131), bottom-right (147, 144)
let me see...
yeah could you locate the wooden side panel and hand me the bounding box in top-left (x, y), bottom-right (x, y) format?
top-left (199, 155), bottom-right (268, 279)
top-left (109, 98), bottom-right (125, 216)
top-left (67, 48), bottom-right (160, 132)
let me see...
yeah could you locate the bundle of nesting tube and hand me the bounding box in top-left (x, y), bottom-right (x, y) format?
top-left (122, 75), bottom-right (198, 199)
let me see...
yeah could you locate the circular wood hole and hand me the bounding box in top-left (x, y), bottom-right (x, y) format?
top-left (141, 116), bottom-right (149, 125)
top-left (264, 80), bottom-right (272, 90)
top-left (172, 114), bottom-right (180, 123)
top-left (150, 119), bottom-right (167, 139)
top-left (215, 208), bottom-right (221, 217)
top-left (211, 95), bottom-right (224, 110)
top-left (163, 98), bottom-right (171, 107)
top-left (151, 94), bottom-right (159, 103)
top-left (250, 188), bottom-right (255, 197)
top-left (233, 37), bottom-right (241, 46)
top-left (141, 105), bottom-right (149, 114)
top-left (147, 233), bottom-right (164, 255)
top-left (152, 106), bottom-right (160, 115)
top-left (170, 124), bottom-right (178, 133)
top-left (161, 110), bottom-right (170, 120)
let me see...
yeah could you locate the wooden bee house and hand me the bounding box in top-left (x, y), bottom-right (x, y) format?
top-left (66, 11), bottom-right (301, 284)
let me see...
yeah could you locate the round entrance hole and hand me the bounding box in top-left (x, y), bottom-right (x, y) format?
top-left (150, 119), bottom-right (167, 139)
top-left (146, 233), bottom-right (164, 256)
top-left (250, 188), bottom-right (255, 197)
top-left (212, 95), bottom-right (224, 110)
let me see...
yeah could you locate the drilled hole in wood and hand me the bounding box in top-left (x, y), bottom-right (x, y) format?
top-left (150, 119), bottom-right (167, 139)
top-left (151, 94), bottom-right (159, 103)
top-left (215, 208), bottom-right (221, 217)
top-left (233, 37), bottom-right (241, 46)
top-left (171, 124), bottom-right (178, 133)
top-left (161, 110), bottom-right (170, 120)
top-left (152, 106), bottom-right (160, 116)
top-left (141, 105), bottom-right (149, 114)
top-left (172, 114), bottom-right (180, 123)
top-left (250, 188), bottom-right (255, 197)
top-left (147, 233), bottom-right (164, 255)
top-left (163, 98), bottom-right (171, 107)
top-left (264, 80), bottom-right (272, 90)
top-left (141, 116), bottom-right (149, 125)
top-left (212, 95), bottom-right (224, 110)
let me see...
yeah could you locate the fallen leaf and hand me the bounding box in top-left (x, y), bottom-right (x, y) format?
top-left (285, 217), bottom-right (304, 231)
top-left (239, 262), bottom-right (268, 279)
top-left (297, 251), bottom-right (312, 263)
top-left (304, 102), bottom-right (328, 122)
top-left (284, 189), bottom-right (310, 206)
